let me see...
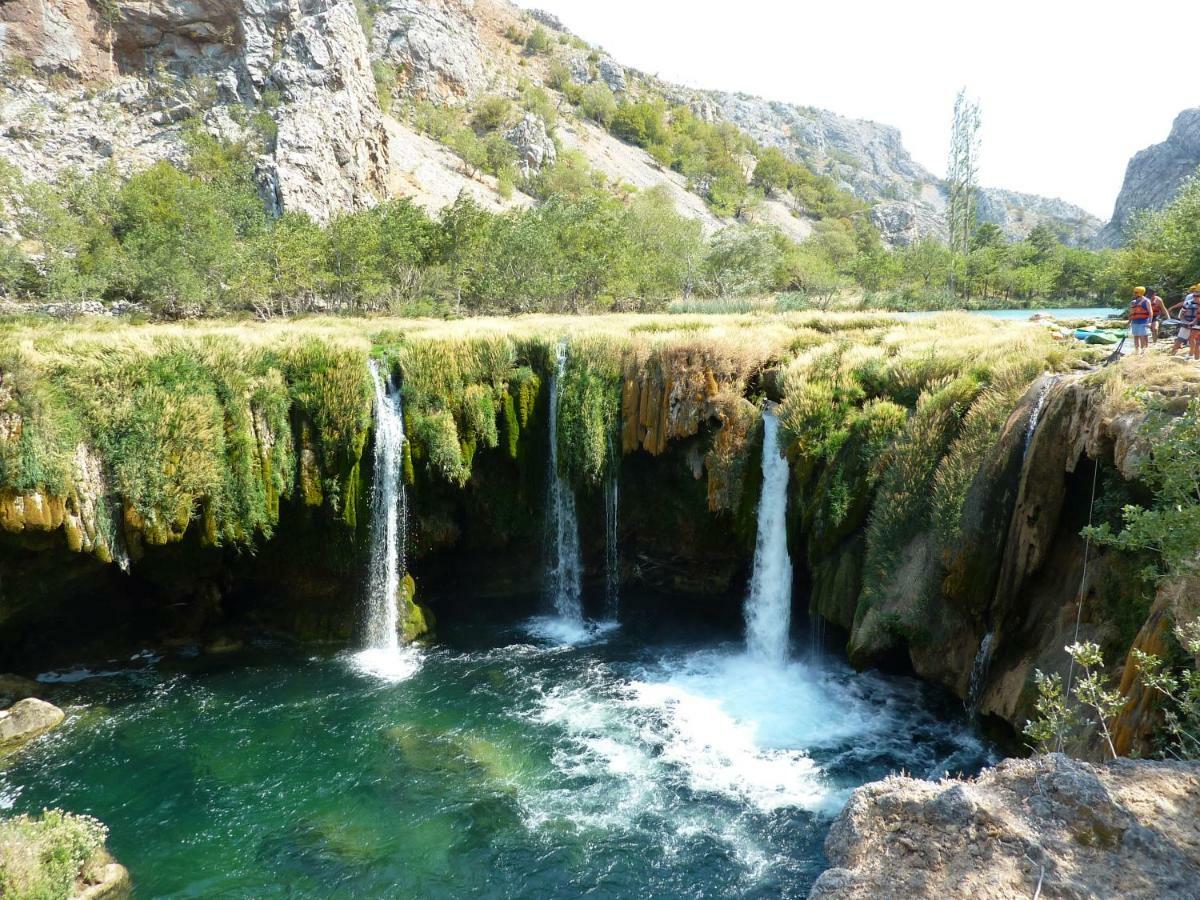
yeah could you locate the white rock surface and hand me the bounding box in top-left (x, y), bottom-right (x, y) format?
top-left (811, 753), bottom-right (1200, 900)
top-left (371, 0), bottom-right (487, 102)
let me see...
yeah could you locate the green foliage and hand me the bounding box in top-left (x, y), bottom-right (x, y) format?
top-left (611, 100), bottom-right (669, 148)
top-left (1025, 642), bottom-right (1124, 758)
top-left (703, 226), bottom-right (781, 297)
top-left (1131, 618), bottom-right (1200, 759)
top-left (470, 95), bottom-right (514, 133)
top-left (557, 342), bottom-right (622, 485)
top-left (578, 82), bottom-right (617, 127)
top-left (1086, 398), bottom-right (1200, 580)
top-left (0, 809), bottom-right (108, 900)
top-left (372, 61), bottom-right (397, 114)
top-left (524, 25), bottom-right (554, 55)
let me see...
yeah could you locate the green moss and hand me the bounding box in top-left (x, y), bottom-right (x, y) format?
top-left (399, 572), bottom-right (434, 641)
top-left (502, 390), bottom-right (520, 460)
top-left (401, 439), bottom-right (415, 486)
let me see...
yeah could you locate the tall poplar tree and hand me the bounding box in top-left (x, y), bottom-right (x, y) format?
top-left (946, 89), bottom-right (982, 261)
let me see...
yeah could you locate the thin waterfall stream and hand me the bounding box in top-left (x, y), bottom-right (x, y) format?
top-left (604, 455), bottom-right (620, 620)
top-left (744, 409), bottom-right (794, 665)
top-left (1024, 376), bottom-right (1058, 457)
top-left (966, 631), bottom-right (996, 718)
top-left (543, 341), bottom-right (584, 628)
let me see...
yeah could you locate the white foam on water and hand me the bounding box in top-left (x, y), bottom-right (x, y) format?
top-left (523, 616), bottom-right (619, 647)
top-left (347, 646), bottom-right (423, 683)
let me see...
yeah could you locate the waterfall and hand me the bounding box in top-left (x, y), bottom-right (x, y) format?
top-left (1023, 377), bottom-right (1058, 457)
top-left (966, 631), bottom-right (995, 718)
top-left (544, 341), bottom-right (583, 623)
top-left (604, 455), bottom-right (620, 620)
top-left (744, 410), bottom-right (793, 665)
top-left (809, 612), bottom-right (826, 663)
top-left (363, 359), bottom-right (407, 651)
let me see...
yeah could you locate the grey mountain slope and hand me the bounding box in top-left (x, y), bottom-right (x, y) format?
top-left (1097, 107), bottom-right (1200, 247)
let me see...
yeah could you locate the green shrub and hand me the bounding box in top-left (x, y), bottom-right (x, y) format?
top-left (0, 809), bottom-right (108, 900)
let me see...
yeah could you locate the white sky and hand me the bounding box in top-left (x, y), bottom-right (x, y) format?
top-left (522, 0), bottom-right (1200, 218)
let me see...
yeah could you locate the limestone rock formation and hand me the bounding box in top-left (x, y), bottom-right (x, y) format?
top-left (1098, 107), bottom-right (1200, 246)
top-left (0, 697), bottom-right (65, 754)
top-left (264, 0), bottom-right (389, 221)
top-left (1, 0), bottom-right (389, 223)
top-left (596, 56), bottom-right (626, 94)
top-left (370, 0), bottom-right (487, 102)
top-left (810, 754), bottom-right (1200, 900)
top-left (505, 112), bottom-right (556, 177)
top-left (0, 0), bottom-right (117, 80)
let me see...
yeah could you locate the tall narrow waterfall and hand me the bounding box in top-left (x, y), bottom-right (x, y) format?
top-left (544, 342), bottom-right (584, 623)
top-left (604, 455), bottom-right (620, 619)
top-left (364, 359), bottom-right (406, 651)
top-left (744, 410), bottom-right (793, 665)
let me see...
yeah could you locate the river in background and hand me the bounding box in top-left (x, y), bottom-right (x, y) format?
top-left (899, 307), bottom-right (1120, 321)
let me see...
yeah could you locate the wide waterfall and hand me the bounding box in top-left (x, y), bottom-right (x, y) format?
top-left (354, 360), bottom-right (419, 680)
top-left (543, 341), bottom-right (584, 625)
top-left (744, 410), bottom-right (793, 665)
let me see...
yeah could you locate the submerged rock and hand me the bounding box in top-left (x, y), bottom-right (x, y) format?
top-left (811, 754), bottom-right (1200, 899)
top-left (0, 697), bottom-right (65, 755)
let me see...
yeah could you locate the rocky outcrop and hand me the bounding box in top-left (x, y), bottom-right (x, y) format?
top-left (505, 112), bottom-right (555, 177)
top-left (0, 0), bottom-right (117, 80)
top-left (0, 697), bottom-right (65, 754)
top-left (1098, 108), bottom-right (1200, 247)
top-left (811, 754), bottom-right (1200, 899)
top-left (976, 187), bottom-right (1103, 246)
top-left (1, 0), bottom-right (389, 223)
top-left (264, 0), bottom-right (389, 221)
top-left (370, 0), bottom-right (487, 102)
top-left (596, 56), bottom-right (626, 94)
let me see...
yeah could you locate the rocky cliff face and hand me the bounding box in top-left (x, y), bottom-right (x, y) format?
top-left (1098, 107), bottom-right (1200, 247)
top-left (2, 0), bottom-right (1107, 246)
top-left (1, 0), bottom-right (389, 222)
top-left (702, 91), bottom-right (1102, 247)
top-left (811, 753), bottom-right (1200, 899)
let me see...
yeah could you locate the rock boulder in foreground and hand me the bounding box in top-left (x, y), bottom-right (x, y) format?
top-left (0, 697), bottom-right (65, 755)
top-left (810, 753), bottom-right (1200, 899)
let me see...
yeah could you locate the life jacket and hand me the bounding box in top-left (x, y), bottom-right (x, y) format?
top-left (1130, 296), bottom-right (1152, 321)
top-left (1181, 296), bottom-right (1199, 326)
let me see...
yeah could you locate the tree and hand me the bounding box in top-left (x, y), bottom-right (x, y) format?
top-left (435, 194), bottom-right (493, 313)
top-left (972, 222), bottom-right (1004, 250)
top-left (578, 82), bottom-right (617, 128)
top-left (946, 89), bottom-right (982, 261)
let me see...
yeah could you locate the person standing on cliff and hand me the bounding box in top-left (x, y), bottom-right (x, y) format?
top-left (1148, 288), bottom-right (1169, 341)
top-left (1129, 286), bottom-right (1153, 354)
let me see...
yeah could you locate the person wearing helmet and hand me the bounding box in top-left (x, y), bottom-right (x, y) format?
top-left (1168, 284), bottom-right (1200, 357)
top-left (1148, 288), bottom-right (1169, 341)
top-left (1129, 286), bottom-right (1153, 354)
